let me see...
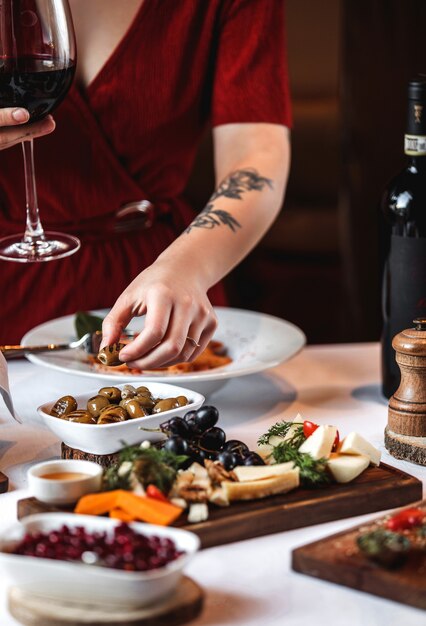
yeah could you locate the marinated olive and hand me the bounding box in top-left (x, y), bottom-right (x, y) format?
top-left (121, 384), bottom-right (137, 400)
top-left (135, 386), bottom-right (150, 395)
top-left (97, 405), bottom-right (127, 424)
top-left (125, 399), bottom-right (149, 419)
top-left (176, 395), bottom-right (188, 407)
top-left (63, 410), bottom-right (97, 424)
top-left (50, 395), bottom-right (77, 418)
top-left (97, 342), bottom-right (126, 367)
top-left (98, 387), bottom-right (122, 403)
top-left (136, 394), bottom-right (155, 410)
top-left (153, 398), bottom-right (179, 413)
top-left (87, 394), bottom-right (110, 417)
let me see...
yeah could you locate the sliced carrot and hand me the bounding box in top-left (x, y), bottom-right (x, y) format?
top-left (117, 491), bottom-right (183, 526)
top-left (74, 490), bottom-right (121, 515)
top-left (109, 508), bottom-right (137, 522)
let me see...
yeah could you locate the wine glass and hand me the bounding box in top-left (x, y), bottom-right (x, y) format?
top-left (0, 0), bottom-right (79, 262)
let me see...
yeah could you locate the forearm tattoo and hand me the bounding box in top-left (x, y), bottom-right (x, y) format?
top-left (185, 168), bottom-right (273, 234)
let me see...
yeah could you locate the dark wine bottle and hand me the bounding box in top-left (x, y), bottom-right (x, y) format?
top-left (381, 78), bottom-right (426, 398)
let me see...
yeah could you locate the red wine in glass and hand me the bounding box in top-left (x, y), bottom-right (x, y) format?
top-left (0, 0), bottom-right (79, 262)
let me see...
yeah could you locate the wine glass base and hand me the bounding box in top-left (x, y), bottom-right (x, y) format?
top-left (0, 232), bottom-right (80, 263)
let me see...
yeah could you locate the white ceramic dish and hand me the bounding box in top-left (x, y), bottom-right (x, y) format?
top-left (23, 307), bottom-right (306, 396)
top-left (37, 382), bottom-right (204, 454)
top-left (0, 513), bottom-right (200, 607)
top-left (28, 460), bottom-right (103, 505)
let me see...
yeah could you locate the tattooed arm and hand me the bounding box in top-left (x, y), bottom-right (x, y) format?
top-left (102, 123), bottom-right (290, 367)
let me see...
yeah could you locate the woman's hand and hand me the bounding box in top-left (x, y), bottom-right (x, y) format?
top-left (101, 260), bottom-right (218, 369)
top-left (0, 108), bottom-right (55, 150)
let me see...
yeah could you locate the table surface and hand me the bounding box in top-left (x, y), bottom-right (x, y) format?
top-left (0, 342), bottom-right (425, 626)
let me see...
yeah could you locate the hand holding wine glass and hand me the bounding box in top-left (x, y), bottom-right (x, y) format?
top-left (0, 0), bottom-right (79, 262)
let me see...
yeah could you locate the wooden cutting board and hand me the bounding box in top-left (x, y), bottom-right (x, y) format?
top-left (8, 575), bottom-right (203, 626)
top-left (292, 501), bottom-right (426, 610)
top-left (18, 463), bottom-right (422, 549)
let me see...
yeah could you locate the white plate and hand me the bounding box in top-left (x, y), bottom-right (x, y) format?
top-left (23, 307), bottom-right (306, 396)
top-left (0, 513), bottom-right (199, 607)
top-left (38, 382), bottom-right (205, 454)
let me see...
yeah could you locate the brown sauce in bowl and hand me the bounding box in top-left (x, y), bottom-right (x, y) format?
top-left (39, 472), bottom-right (91, 481)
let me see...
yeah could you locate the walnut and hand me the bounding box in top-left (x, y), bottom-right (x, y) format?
top-left (178, 485), bottom-right (209, 503)
top-left (205, 459), bottom-right (237, 485)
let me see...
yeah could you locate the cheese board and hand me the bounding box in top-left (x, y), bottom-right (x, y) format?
top-left (292, 501), bottom-right (426, 610)
top-left (18, 463), bottom-right (422, 549)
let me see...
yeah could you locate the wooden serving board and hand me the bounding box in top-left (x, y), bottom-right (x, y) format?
top-left (292, 500), bottom-right (426, 610)
top-left (18, 463), bottom-right (422, 549)
top-left (8, 575), bottom-right (203, 626)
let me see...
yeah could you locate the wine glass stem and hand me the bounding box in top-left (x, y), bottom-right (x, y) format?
top-left (22, 139), bottom-right (46, 243)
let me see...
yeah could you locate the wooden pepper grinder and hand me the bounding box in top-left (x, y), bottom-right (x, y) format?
top-left (385, 318), bottom-right (426, 465)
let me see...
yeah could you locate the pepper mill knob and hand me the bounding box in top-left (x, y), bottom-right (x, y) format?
top-left (385, 319), bottom-right (426, 465)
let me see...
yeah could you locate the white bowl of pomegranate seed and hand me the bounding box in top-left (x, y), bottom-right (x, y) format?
top-left (0, 513), bottom-right (200, 607)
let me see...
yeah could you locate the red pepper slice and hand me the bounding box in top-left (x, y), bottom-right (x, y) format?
top-left (146, 484), bottom-right (169, 503)
top-left (332, 430), bottom-right (340, 452)
top-left (386, 507), bottom-right (425, 531)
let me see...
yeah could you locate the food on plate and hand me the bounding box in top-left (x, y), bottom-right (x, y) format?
top-left (97, 342), bottom-right (126, 367)
top-left (258, 417), bottom-right (381, 486)
top-left (10, 522), bottom-right (184, 571)
top-left (49, 384), bottom-right (189, 425)
top-left (356, 505), bottom-right (425, 569)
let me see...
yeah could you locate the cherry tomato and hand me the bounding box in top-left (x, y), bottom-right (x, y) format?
top-left (386, 507), bottom-right (425, 531)
top-left (303, 421), bottom-right (319, 438)
top-left (332, 430), bottom-right (340, 452)
top-left (146, 484), bottom-right (169, 503)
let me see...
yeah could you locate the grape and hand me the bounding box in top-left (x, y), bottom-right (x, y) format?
top-left (217, 451), bottom-right (239, 470)
top-left (194, 406), bottom-right (219, 433)
top-left (163, 436), bottom-right (190, 456)
top-left (198, 427), bottom-right (226, 451)
top-left (243, 452), bottom-right (265, 466)
top-left (223, 440), bottom-right (250, 458)
top-left (160, 417), bottom-right (190, 438)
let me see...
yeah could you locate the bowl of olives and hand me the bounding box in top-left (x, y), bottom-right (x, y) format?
top-left (37, 383), bottom-right (205, 455)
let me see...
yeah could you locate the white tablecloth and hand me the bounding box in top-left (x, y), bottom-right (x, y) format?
top-left (0, 343), bottom-right (425, 625)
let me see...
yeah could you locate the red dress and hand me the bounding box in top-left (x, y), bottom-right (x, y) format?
top-left (0, 0), bottom-right (291, 343)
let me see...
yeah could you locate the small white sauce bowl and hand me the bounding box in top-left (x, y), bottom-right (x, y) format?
top-left (28, 460), bottom-right (103, 506)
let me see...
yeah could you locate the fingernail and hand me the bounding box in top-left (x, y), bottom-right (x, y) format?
top-left (12, 108), bottom-right (29, 123)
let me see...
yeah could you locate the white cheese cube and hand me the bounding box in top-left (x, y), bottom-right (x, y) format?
top-left (339, 432), bottom-right (381, 466)
top-left (327, 453), bottom-right (370, 483)
top-left (298, 425), bottom-right (337, 460)
top-left (267, 414), bottom-right (304, 447)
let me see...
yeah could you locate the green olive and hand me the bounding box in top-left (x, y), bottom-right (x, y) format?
top-left (98, 387), bottom-right (122, 403)
top-left (87, 394), bottom-right (111, 417)
top-left (135, 386), bottom-right (150, 395)
top-left (97, 342), bottom-right (126, 367)
top-left (63, 410), bottom-right (97, 424)
top-left (50, 395), bottom-right (78, 418)
top-left (97, 405), bottom-right (127, 425)
top-left (176, 395), bottom-right (188, 407)
top-left (121, 384), bottom-right (137, 400)
top-left (125, 399), bottom-right (149, 419)
top-left (153, 398), bottom-right (180, 413)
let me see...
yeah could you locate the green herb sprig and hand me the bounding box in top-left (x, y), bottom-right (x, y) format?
top-left (104, 444), bottom-right (188, 494)
top-left (258, 420), bottom-right (306, 449)
top-left (271, 442), bottom-right (330, 487)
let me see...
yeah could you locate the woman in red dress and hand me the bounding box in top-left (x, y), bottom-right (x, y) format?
top-left (0, 0), bottom-right (291, 367)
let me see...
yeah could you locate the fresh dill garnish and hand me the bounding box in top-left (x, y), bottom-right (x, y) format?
top-left (271, 442), bottom-right (330, 487)
top-left (257, 420), bottom-right (306, 449)
top-left (104, 444), bottom-right (188, 494)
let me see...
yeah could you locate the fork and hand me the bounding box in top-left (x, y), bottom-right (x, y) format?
top-left (0, 331), bottom-right (103, 359)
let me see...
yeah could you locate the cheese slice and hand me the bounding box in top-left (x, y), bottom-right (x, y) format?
top-left (339, 432), bottom-right (381, 466)
top-left (266, 414), bottom-right (304, 448)
top-left (327, 453), bottom-right (370, 483)
top-left (298, 425), bottom-right (337, 460)
top-left (222, 468), bottom-right (300, 501)
top-left (233, 462), bottom-right (295, 482)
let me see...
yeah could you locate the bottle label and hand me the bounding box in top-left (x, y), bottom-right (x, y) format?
top-left (404, 134), bottom-right (426, 155)
top-left (388, 234), bottom-right (426, 340)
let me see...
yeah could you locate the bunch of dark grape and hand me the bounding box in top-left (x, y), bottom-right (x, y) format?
top-left (159, 406), bottom-right (265, 470)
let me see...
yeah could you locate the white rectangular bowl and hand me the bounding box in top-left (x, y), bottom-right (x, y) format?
top-left (37, 382), bottom-right (204, 454)
top-left (0, 513), bottom-right (200, 607)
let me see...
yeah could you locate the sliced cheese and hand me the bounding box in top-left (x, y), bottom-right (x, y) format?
top-left (339, 432), bottom-right (381, 466)
top-left (222, 468), bottom-right (300, 501)
top-left (267, 413), bottom-right (304, 447)
top-left (327, 453), bottom-right (370, 483)
top-left (233, 462), bottom-right (295, 483)
top-left (298, 425), bottom-right (337, 460)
